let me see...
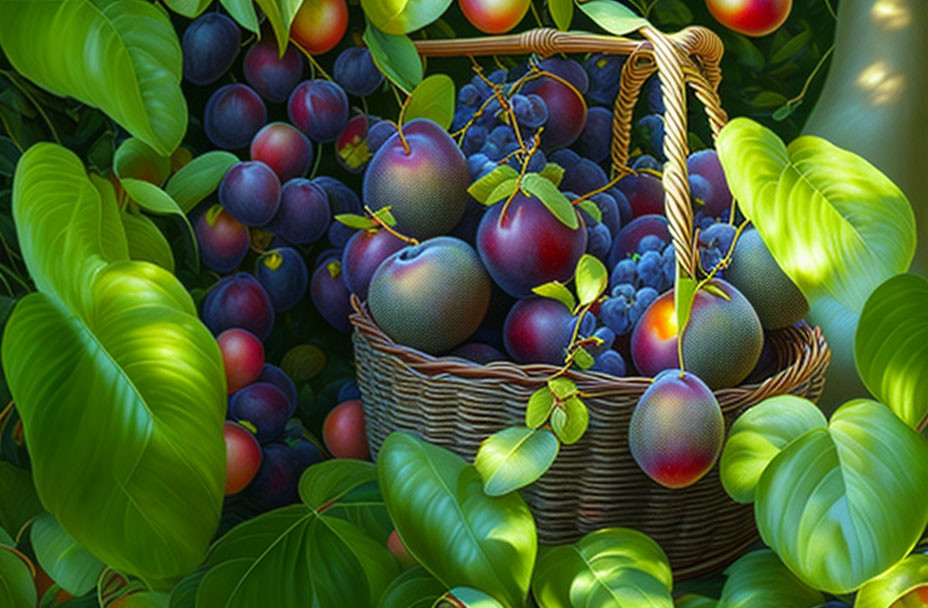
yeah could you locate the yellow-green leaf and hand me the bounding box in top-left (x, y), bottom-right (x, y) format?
top-left (404, 75), bottom-right (455, 130)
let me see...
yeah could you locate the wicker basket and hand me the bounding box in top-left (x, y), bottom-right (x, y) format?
top-left (349, 25), bottom-right (831, 578)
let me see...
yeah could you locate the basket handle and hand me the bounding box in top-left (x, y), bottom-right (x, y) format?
top-left (413, 25), bottom-right (729, 278)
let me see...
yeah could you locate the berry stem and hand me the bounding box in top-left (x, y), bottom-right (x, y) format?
top-left (293, 43), bottom-right (334, 81)
top-left (364, 205), bottom-right (419, 246)
top-left (396, 93), bottom-right (413, 155)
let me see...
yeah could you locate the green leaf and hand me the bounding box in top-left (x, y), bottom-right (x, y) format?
top-left (772, 102), bottom-right (800, 122)
top-left (547, 378), bottom-right (577, 400)
top-left (769, 29), bottom-right (812, 65)
top-left (378, 566), bottom-right (445, 608)
top-left (651, 0), bottom-right (693, 27)
top-left (111, 592), bottom-right (171, 607)
top-left (3, 143), bottom-right (226, 586)
top-left (336, 214), bottom-right (379, 230)
top-left (522, 174), bottom-right (578, 229)
top-left (577, 200), bottom-right (602, 224)
top-left (575, 254), bottom-right (608, 307)
top-left (30, 512), bottom-right (105, 596)
top-left (716, 550), bottom-right (823, 608)
top-left (363, 23), bottom-right (423, 94)
top-left (372, 207), bottom-right (398, 227)
top-left (377, 432), bottom-right (537, 608)
top-left (675, 594), bottom-right (717, 608)
top-left (298, 459), bottom-right (392, 542)
top-left (855, 273), bottom-right (928, 430)
top-left (531, 281), bottom-right (576, 311)
top-left (755, 399), bottom-right (928, 594)
top-left (577, 0), bottom-right (650, 36)
top-left (114, 137), bottom-right (171, 187)
top-left (474, 427), bottom-right (559, 496)
top-left (0, 547), bottom-right (37, 608)
top-left (122, 211), bottom-right (175, 273)
top-left (404, 75), bottom-right (455, 131)
top-left (121, 178), bottom-right (198, 266)
top-left (165, 151), bottom-right (238, 214)
top-left (219, 0), bottom-right (259, 32)
top-left (0, 462), bottom-right (42, 537)
top-left (573, 348), bottom-right (595, 370)
top-left (468, 165), bottom-right (519, 204)
top-left (255, 0), bottom-right (303, 55)
top-left (485, 178), bottom-right (519, 207)
top-left (0, 528), bottom-right (11, 547)
top-left (675, 275), bottom-right (696, 338)
top-left (854, 554), bottom-right (928, 608)
top-left (715, 118), bottom-right (916, 407)
top-left (161, 0), bottom-right (212, 18)
top-left (169, 571), bottom-right (206, 608)
top-left (719, 395), bottom-right (827, 504)
top-left (445, 587), bottom-right (505, 607)
top-left (198, 504), bottom-right (398, 607)
top-left (539, 163), bottom-right (564, 187)
top-left (525, 387), bottom-right (555, 429)
top-left (361, 0), bottom-right (453, 35)
top-left (549, 0), bottom-right (573, 30)
top-left (532, 528), bottom-right (674, 608)
top-left (0, 0), bottom-right (187, 156)
top-left (551, 396), bottom-right (588, 445)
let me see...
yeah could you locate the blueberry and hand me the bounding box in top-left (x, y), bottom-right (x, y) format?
top-left (587, 222), bottom-right (612, 261)
top-left (637, 250), bottom-right (664, 290)
top-left (589, 326), bottom-right (615, 356)
top-left (591, 349), bottom-right (626, 376)
top-left (601, 296), bottom-right (632, 335)
top-left (632, 154), bottom-right (662, 173)
top-left (610, 259), bottom-right (638, 289)
top-left (637, 234), bottom-right (665, 254)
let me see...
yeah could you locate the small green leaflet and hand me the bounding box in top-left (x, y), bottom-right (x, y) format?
top-left (363, 22), bottom-right (423, 94)
top-left (539, 163), bottom-right (565, 187)
top-left (372, 207), bottom-right (398, 226)
top-left (577, 199), bottom-right (602, 223)
top-left (547, 377), bottom-right (577, 400)
top-left (404, 74), bottom-right (455, 130)
top-left (525, 387), bottom-right (555, 429)
top-left (573, 347), bottom-right (595, 370)
top-left (577, 0), bottom-right (651, 36)
top-left (474, 427), bottom-right (559, 496)
top-left (531, 281), bottom-right (576, 311)
top-left (675, 275), bottom-right (696, 344)
top-left (549, 0), bottom-right (573, 30)
top-left (467, 165), bottom-right (519, 204)
top-left (522, 174), bottom-right (578, 229)
top-left (485, 178), bottom-right (519, 207)
top-left (551, 396), bottom-right (588, 445)
top-left (336, 214), bottom-right (378, 230)
top-left (575, 255), bottom-right (608, 307)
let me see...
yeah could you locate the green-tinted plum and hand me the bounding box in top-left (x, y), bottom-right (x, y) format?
top-left (631, 279), bottom-right (763, 389)
top-left (363, 119), bottom-right (470, 239)
top-left (724, 228), bottom-right (809, 329)
top-left (629, 369), bottom-right (724, 488)
top-left (368, 237), bottom-right (491, 353)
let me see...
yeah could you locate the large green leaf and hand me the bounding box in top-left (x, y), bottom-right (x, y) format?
top-left (716, 118), bottom-right (916, 408)
top-left (2, 143), bottom-right (226, 587)
top-left (30, 512), bottom-right (105, 596)
top-left (122, 211), bottom-right (175, 273)
top-left (716, 550), bottom-right (823, 608)
top-left (404, 75), bottom-right (455, 131)
top-left (120, 178), bottom-right (197, 265)
top-left (361, 0), bottom-right (453, 34)
top-left (445, 587), bottom-right (505, 607)
top-left (532, 528), bottom-right (674, 608)
top-left (378, 566), bottom-right (446, 608)
top-left (196, 504), bottom-right (398, 607)
top-left (755, 399), bottom-right (928, 593)
top-left (162, 0), bottom-right (211, 18)
top-left (377, 432), bottom-right (537, 608)
top-left (255, 0), bottom-right (303, 55)
top-left (474, 426), bottom-right (559, 496)
top-left (854, 554), bottom-right (928, 608)
top-left (0, 0), bottom-right (187, 156)
top-left (298, 459), bottom-right (392, 542)
top-left (164, 151), bottom-right (238, 214)
top-left (0, 548), bottom-right (36, 608)
top-left (719, 395), bottom-right (827, 503)
top-left (363, 23), bottom-right (423, 94)
top-left (855, 273), bottom-right (928, 430)
top-left (0, 462), bottom-right (42, 537)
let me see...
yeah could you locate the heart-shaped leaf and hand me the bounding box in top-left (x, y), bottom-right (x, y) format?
top-left (404, 75), bottom-right (455, 131)
top-left (550, 396), bottom-right (588, 445)
top-left (486, 179), bottom-right (520, 207)
top-left (532, 528), bottom-right (673, 608)
top-left (719, 395), bottom-right (827, 503)
top-left (755, 399), bottom-right (928, 593)
top-left (30, 512), bottom-right (105, 596)
top-left (361, 0), bottom-right (453, 34)
top-left (378, 432), bottom-right (537, 608)
top-left (114, 138), bottom-right (171, 187)
top-left (255, 0), bottom-right (303, 54)
top-left (525, 387), bottom-right (555, 429)
top-left (716, 118), bottom-right (916, 406)
top-left (165, 152), bottom-right (238, 214)
top-left (0, 0), bottom-right (187, 156)
top-left (363, 23), bottom-right (423, 94)
top-left (378, 566), bottom-right (446, 608)
top-left (474, 426), bottom-right (559, 496)
top-left (219, 0), bottom-right (258, 32)
top-left (122, 211), bottom-right (175, 273)
top-left (196, 504), bottom-right (398, 607)
top-left (575, 254), bottom-right (608, 307)
top-left (3, 144), bottom-right (226, 586)
top-left (0, 547), bottom-right (36, 608)
top-left (854, 554), bottom-right (928, 608)
top-left (577, 0), bottom-right (650, 36)
top-left (855, 273), bottom-right (928, 430)
top-left (716, 550), bottom-right (823, 608)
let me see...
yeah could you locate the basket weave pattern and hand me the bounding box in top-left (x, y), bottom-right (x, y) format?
top-left (350, 26), bottom-right (831, 577)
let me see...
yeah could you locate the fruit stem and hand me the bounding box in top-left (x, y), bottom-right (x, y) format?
top-left (572, 173), bottom-right (625, 206)
top-left (364, 205), bottom-right (419, 245)
top-left (498, 131), bottom-right (542, 225)
top-left (529, 0), bottom-right (544, 27)
top-left (292, 43), bottom-right (334, 81)
top-left (785, 44), bottom-right (835, 107)
top-left (396, 94), bottom-right (412, 155)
